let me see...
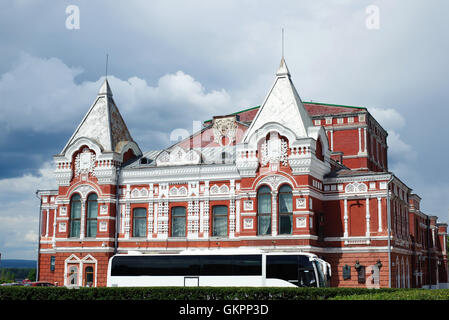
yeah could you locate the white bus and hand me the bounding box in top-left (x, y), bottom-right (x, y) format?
top-left (107, 250), bottom-right (331, 288)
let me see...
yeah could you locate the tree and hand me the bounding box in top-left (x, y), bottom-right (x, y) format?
top-left (27, 269), bottom-right (36, 281)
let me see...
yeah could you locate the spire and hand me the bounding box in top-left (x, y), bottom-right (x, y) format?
top-left (61, 79), bottom-right (139, 155)
top-left (276, 28), bottom-right (290, 77)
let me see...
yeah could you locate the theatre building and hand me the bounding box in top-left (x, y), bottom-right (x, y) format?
top-left (36, 57), bottom-right (448, 288)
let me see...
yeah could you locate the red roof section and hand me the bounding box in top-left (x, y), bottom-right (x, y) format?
top-left (224, 102), bottom-right (366, 124)
top-left (304, 102), bottom-right (366, 117)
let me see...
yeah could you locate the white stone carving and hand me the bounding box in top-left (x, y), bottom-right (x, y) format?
top-left (243, 218), bottom-right (254, 230)
top-left (261, 132), bottom-right (288, 168)
top-left (243, 200), bottom-right (254, 211)
top-left (212, 116), bottom-right (238, 146)
top-left (296, 217), bottom-right (306, 228)
top-left (60, 206), bottom-right (67, 216)
top-left (169, 187), bottom-right (178, 196)
top-left (296, 198), bottom-right (306, 209)
top-left (72, 184), bottom-right (96, 199)
top-left (99, 221), bottom-right (108, 232)
top-left (99, 205), bottom-right (108, 215)
top-left (188, 182), bottom-right (198, 196)
top-left (179, 186), bottom-right (188, 196)
top-left (257, 174), bottom-right (291, 190)
top-left (157, 201), bottom-right (169, 236)
top-left (74, 148), bottom-right (96, 176)
top-left (130, 188), bottom-right (149, 198)
top-left (210, 184), bottom-right (229, 195)
top-left (155, 146), bottom-right (201, 166)
top-left (131, 189), bottom-right (140, 198)
top-left (229, 198), bottom-right (236, 236)
top-left (345, 181), bottom-right (368, 193)
top-left (59, 222), bottom-right (67, 232)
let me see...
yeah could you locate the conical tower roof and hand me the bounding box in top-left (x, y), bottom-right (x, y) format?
top-left (61, 79), bottom-right (136, 154)
top-left (243, 57), bottom-right (313, 142)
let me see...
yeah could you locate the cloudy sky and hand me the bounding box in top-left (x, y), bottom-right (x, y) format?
top-left (1, 0), bottom-right (448, 260)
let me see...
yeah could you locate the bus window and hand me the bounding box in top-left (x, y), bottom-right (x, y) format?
top-left (111, 254), bottom-right (261, 277)
top-left (266, 255), bottom-right (317, 287)
top-left (313, 260), bottom-right (325, 287)
top-left (111, 255), bottom-right (200, 276)
top-left (298, 268), bottom-right (315, 287)
top-left (200, 255), bottom-right (261, 276)
top-left (266, 255), bottom-right (298, 284)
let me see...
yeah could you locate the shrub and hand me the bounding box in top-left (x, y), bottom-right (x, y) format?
top-left (331, 289), bottom-right (449, 300)
top-left (0, 287), bottom-right (404, 301)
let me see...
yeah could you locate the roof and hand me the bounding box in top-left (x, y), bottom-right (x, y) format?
top-left (61, 79), bottom-right (137, 155)
top-left (243, 57), bottom-right (314, 142)
top-left (324, 168), bottom-right (390, 179)
top-left (204, 101), bottom-right (367, 126)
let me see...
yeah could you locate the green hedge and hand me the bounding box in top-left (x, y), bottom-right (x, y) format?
top-left (2, 287), bottom-right (448, 300)
top-left (0, 287), bottom-right (402, 300)
top-left (331, 289), bottom-right (449, 300)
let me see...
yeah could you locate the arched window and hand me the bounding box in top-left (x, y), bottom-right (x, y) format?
top-left (171, 206), bottom-right (186, 237)
top-left (212, 206), bottom-right (228, 237)
top-left (69, 194), bottom-right (81, 238)
top-left (86, 194), bottom-right (98, 238)
top-left (68, 266), bottom-right (78, 285)
top-left (278, 185), bottom-right (293, 235)
top-left (84, 266), bottom-right (94, 287)
top-left (257, 186), bottom-right (272, 235)
top-left (133, 208), bottom-right (147, 237)
top-left (316, 138), bottom-right (324, 161)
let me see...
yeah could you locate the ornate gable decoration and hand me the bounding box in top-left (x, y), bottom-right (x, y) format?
top-left (345, 181), bottom-right (368, 193)
top-left (210, 184), bottom-right (230, 195)
top-left (155, 146), bottom-right (201, 167)
top-left (72, 184), bottom-right (96, 199)
top-left (131, 188), bottom-right (149, 198)
top-left (74, 148), bottom-right (96, 176)
top-left (257, 174), bottom-right (291, 190)
top-left (261, 132), bottom-right (288, 167)
top-left (169, 186), bottom-right (188, 197)
top-left (212, 116), bottom-right (238, 146)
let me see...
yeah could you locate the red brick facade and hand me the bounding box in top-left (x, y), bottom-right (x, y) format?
top-left (37, 59), bottom-right (447, 288)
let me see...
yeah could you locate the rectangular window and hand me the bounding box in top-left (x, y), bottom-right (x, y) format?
top-left (50, 256), bottom-right (55, 272)
top-left (86, 195), bottom-right (98, 238)
top-left (70, 196), bottom-right (81, 238)
top-left (279, 185), bottom-right (293, 235)
top-left (212, 206), bottom-right (228, 237)
top-left (342, 265), bottom-right (351, 280)
top-left (86, 220), bottom-right (97, 238)
top-left (258, 187), bottom-right (272, 235)
top-left (171, 207), bottom-right (186, 237)
top-left (133, 208), bottom-right (147, 237)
